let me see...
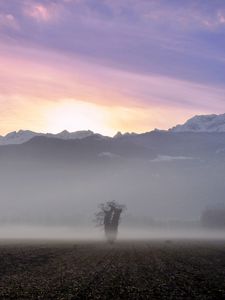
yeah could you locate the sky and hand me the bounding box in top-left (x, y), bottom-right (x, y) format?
top-left (0, 0), bottom-right (225, 136)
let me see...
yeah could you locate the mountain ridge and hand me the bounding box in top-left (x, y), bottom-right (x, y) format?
top-left (1, 112), bottom-right (225, 145)
top-left (170, 113), bottom-right (225, 132)
top-left (0, 129), bottom-right (100, 145)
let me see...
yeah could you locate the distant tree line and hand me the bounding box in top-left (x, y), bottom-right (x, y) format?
top-left (201, 207), bottom-right (225, 228)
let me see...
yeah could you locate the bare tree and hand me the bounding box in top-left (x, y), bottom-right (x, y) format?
top-left (95, 201), bottom-right (126, 243)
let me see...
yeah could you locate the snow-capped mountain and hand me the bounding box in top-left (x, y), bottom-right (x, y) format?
top-left (170, 113), bottom-right (225, 132)
top-left (1, 112), bottom-right (225, 145)
top-left (0, 130), bottom-right (43, 145)
top-left (48, 130), bottom-right (95, 140)
top-left (113, 131), bottom-right (138, 138)
top-left (0, 129), bottom-right (96, 145)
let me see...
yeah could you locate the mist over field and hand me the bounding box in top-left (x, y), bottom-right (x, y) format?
top-left (0, 0), bottom-right (225, 243)
top-left (0, 130), bottom-right (225, 240)
top-left (1, 1), bottom-right (225, 298)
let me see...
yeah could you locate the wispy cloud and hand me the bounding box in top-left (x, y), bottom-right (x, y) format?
top-left (0, 42), bottom-right (225, 135)
top-left (23, 2), bottom-right (61, 22)
top-left (217, 10), bottom-right (225, 25)
top-left (0, 13), bottom-right (19, 30)
top-left (0, 0), bottom-right (225, 134)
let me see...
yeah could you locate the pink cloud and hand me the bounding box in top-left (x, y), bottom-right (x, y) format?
top-left (0, 47), bottom-right (224, 135)
top-left (0, 14), bottom-right (19, 30)
top-left (24, 3), bottom-right (60, 22)
top-left (217, 10), bottom-right (225, 24)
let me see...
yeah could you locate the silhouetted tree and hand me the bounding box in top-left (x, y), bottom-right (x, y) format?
top-left (95, 201), bottom-right (126, 243)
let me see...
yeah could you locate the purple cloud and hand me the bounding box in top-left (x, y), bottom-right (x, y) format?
top-left (0, 0), bottom-right (225, 134)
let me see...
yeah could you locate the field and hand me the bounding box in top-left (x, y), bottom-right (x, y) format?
top-left (0, 240), bottom-right (224, 299)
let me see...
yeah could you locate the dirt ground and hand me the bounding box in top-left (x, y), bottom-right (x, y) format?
top-left (0, 240), bottom-right (224, 299)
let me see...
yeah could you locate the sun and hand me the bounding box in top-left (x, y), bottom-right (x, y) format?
top-left (45, 100), bottom-right (114, 135)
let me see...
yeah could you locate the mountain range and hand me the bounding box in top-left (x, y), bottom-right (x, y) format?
top-left (1, 113), bottom-right (225, 146)
top-left (1, 113), bottom-right (225, 224)
top-left (170, 113), bottom-right (225, 132)
top-left (0, 129), bottom-right (98, 145)
top-left (0, 113), bottom-right (225, 164)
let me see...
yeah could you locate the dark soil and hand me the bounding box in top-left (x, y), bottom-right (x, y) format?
top-left (0, 240), bottom-right (224, 299)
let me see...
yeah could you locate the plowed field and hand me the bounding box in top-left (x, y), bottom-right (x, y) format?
top-left (0, 240), bottom-right (224, 299)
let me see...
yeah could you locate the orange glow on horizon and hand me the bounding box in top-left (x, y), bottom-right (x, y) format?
top-left (45, 100), bottom-right (113, 135)
top-left (0, 45), bottom-right (221, 136)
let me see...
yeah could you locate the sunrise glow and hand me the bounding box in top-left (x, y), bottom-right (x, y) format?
top-left (45, 100), bottom-right (112, 135)
top-left (0, 0), bottom-right (225, 136)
